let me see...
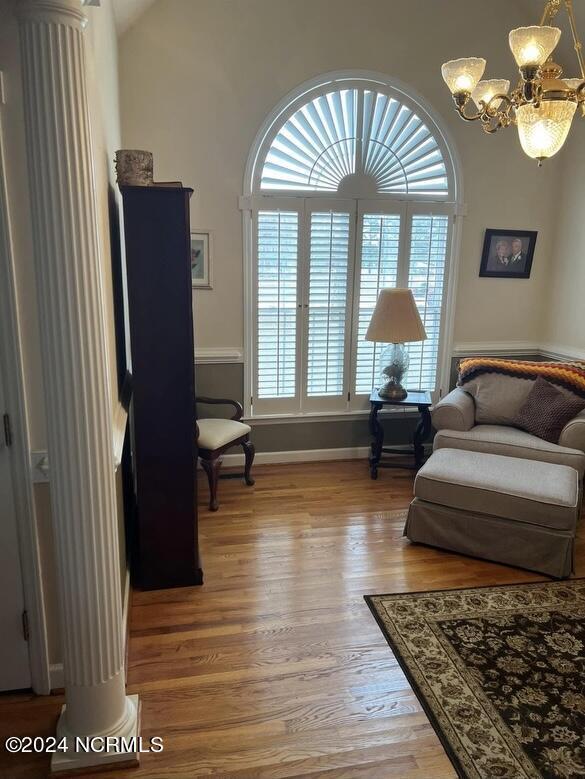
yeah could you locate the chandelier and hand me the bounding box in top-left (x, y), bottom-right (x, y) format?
top-left (441, 0), bottom-right (585, 164)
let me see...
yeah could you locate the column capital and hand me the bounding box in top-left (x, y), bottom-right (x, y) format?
top-left (16, 0), bottom-right (86, 27)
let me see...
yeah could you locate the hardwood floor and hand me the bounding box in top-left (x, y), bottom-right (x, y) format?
top-left (2, 460), bottom-right (584, 778)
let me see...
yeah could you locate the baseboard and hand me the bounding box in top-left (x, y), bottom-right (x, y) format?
top-left (49, 663), bottom-right (63, 691)
top-left (222, 446), bottom-right (369, 466)
top-left (201, 443), bottom-right (431, 468)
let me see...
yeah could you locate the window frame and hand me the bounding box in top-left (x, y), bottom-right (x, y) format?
top-left (242, 71), bottom-right (464, 420)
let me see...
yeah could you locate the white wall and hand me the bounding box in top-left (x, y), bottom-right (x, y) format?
top-left (119, 0), bottom-right (561, 355)
top-left (542, 125), bottom-right (585, 358)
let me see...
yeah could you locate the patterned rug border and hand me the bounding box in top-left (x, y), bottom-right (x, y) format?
top-left (364, 579), bottom-right (585, 779)
top-left (364, 593), bottom-right (467, 779)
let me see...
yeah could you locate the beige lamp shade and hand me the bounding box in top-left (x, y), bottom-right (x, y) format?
top-left (365, 288), bottom-right (427, 343)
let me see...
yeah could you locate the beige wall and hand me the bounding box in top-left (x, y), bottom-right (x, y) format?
top-left (543, 126), bottom-right (585, 357)
top-left (0, 0), bottom-right (125, 670)
top-left (119, 0), bottom-right (561, 355)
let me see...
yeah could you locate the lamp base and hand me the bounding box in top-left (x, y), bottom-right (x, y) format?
top-left (378, 343), bottom-right (409, 401)
top-left (378, 382), bottom-right (408, 401)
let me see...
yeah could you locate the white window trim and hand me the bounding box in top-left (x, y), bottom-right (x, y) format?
top-left (242, 70), bottom-right (465, 420)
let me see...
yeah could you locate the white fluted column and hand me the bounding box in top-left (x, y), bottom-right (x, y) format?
top-left (16, 0), bottom-right (139, 772)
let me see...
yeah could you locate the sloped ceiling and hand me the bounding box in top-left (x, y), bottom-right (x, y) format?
top-left (111, 0), bottom-right (156, 36)
top-left (111, 0), bottom-right (584, 72)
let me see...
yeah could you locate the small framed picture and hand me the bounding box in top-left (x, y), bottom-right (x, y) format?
top-left (190, 231), bottom-right (213, 289)
top-left (479, 229), bottom-right (537, 279)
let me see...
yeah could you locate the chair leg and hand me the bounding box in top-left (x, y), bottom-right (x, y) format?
top-left (201, 456), bottom-right (222, 511)
top-left (242, 437), bottom-right (255, 486)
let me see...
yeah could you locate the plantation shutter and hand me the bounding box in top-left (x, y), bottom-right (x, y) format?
top-left (303, 202), bottom-right (355, 411)
top-left (352, 207), bottom-right (405, 399)
top-left (254, 209), bottom-right (300, 414)
top-left (260, 87), bottom-right (449, 197)
top-left (251, 202), bottom-right (452, 416)
top-left (405, 210), bottom-right (450, 396)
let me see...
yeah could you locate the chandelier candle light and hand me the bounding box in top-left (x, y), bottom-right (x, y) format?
top-left (441, 0), bottom-right (585, 164)
top-left (365, 289), bottom-right (427, 401)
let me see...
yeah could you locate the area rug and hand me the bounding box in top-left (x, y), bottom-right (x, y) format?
top-left (365, 580), bottom-right (585, 779)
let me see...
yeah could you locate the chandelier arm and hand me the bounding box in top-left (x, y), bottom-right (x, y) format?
top-left (481, 122), bottom-right (502, 135)
top-left (480, 106), bottom-right (515, 135)
top-left (485, 93), bottom-right (516, 116)
top-left (564, 0), bottom-right (585, 79)
top-left (540, 0), bottom-right (561, 25)
top-left (453, 98), bottom-right (483, 122)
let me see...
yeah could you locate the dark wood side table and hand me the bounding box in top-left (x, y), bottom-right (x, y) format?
top-left (368, 389), bottom-right (432, 478)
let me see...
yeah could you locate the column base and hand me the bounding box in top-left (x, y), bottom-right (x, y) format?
top-left (51, 694), bottom-right (140, 774)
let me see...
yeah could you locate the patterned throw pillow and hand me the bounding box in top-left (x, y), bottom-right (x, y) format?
top-left (514, 376), bottom-right (585, 444)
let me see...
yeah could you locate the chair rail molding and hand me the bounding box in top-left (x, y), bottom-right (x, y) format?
top-left (17, 0), bottom-right (138, 771)
top-left (195, 347), bottom-right (244, 364)
top-left (453, 342), bottom-right (585, 361)
top-left (452, 341), bottom-right (541, 356)
top-left (539, 343), bottom-right (585, 362)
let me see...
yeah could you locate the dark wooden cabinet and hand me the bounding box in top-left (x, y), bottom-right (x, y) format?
top-left (120, 185), bottom-right (202, 590)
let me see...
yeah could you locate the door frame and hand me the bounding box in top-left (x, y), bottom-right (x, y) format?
top-left (0, 105), bottom-right (50, 694)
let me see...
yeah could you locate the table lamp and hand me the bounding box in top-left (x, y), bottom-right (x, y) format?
top-left (365, 288), bottom-right (427, 400)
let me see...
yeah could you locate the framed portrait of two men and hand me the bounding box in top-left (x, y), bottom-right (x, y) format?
top-left (479, 229), bottom-right (537, 279)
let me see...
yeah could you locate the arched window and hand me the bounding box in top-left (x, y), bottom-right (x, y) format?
top-left (243, 72), bottom-right (461, 417)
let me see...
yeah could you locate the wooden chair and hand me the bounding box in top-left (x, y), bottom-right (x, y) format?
top-left (195, 396), bottom-right (255, 511)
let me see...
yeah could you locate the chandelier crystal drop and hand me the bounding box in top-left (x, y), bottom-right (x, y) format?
top-left (441, 0), bottom-right (585, 164)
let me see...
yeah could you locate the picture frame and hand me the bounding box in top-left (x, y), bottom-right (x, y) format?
top-left (479, 229), bottom-right (537, 279)
top-left (190, 230), bottom-right (213, 289)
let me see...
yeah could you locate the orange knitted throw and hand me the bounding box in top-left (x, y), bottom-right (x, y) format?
top-left (458, 357), bottom-right (585, 399)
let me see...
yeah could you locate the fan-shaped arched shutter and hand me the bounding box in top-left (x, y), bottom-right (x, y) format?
top-left (260, 88), bottom-right (449, 196)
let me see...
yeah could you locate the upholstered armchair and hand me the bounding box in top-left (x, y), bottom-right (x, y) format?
top-left (431, 385), bottom-right (585, 479)
top-left (196, 397), bottom-right (255, 511)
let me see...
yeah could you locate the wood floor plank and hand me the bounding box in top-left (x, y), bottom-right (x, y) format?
top-left (2, 460), bottom-right (583, 778)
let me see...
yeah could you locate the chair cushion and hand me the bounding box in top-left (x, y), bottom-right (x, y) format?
top-left (414, 448), bottom-right (579, 531)
top-left (434, 424), bottom-right (585, 478)
top-left (197, 418), bottom-right (251, 450)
